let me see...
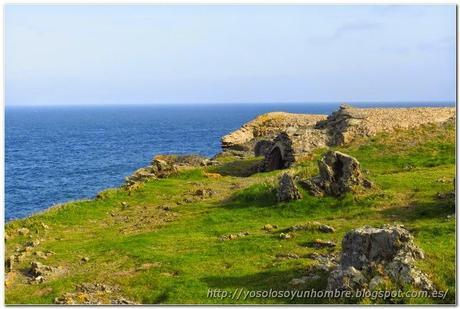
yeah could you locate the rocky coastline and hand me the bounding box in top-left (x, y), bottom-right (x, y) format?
top-left (4, 104), bottom-right (456, 304)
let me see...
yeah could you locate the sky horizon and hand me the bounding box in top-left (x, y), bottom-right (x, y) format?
top-left (5, 100), bottom-right (457, 108)
top-left (5, 5), bottom-right (456, 106)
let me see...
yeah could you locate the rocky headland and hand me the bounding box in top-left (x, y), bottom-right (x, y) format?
top-left (4, 104), bottom-right (456, 304)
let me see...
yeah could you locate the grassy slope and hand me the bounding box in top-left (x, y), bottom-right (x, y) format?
top-left (5, 121), bottom-right (455, 304)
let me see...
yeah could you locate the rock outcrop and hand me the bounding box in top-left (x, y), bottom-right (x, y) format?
top-left (124, 154), bottom-right (217, 187)
top-left (277, 173), bottom-right (302, 202)
top-left (327, 225), bottom-right (434, 292)
top-left (28, 261), bottom-right (65, 284)
top-left (300, 151), bottom-right (372, 197)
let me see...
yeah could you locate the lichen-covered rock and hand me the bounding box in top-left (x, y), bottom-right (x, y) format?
top-left (328, 266), bottom-right (368, 291)
top-left (340, 225), bottom-right (424, 269)
top-left (327, 225), bottom-right (434, 292)
top-left (307, 253), bottom-right (339, 272)
top-left (277, 173), bottom-right (302, 202)
top-left (301, 151), bottom-right (372, 197)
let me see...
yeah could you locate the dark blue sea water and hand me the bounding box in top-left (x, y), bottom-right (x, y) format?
top-left (5, 102), bottom-right (454, 221)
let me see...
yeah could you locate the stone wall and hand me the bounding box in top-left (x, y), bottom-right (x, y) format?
top-left (316, 104), bottom-right (456, 145)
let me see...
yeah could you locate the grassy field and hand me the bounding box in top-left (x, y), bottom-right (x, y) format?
top-left (5, 120), bottom-right (455, 304)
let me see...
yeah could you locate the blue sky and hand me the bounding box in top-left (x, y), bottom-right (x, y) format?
top-left (5, 5), bottom-right (456, 105)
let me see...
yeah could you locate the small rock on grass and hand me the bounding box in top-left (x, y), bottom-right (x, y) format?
top-left (310, 239), bottom-right (336, 248)
top-left (290, 221), bottom-right (335, 233)
top-left (17, 228), bottom-right (30, 236)
top-left (279, 233), bottom-right (292, 240)
top-left (219, 232), bottom-right (249, 241)
top-left (263, 224), bottom-right (278, 231)
top-left (6, 255), bottom-right (14, 272)
top-left (275, 252), bottom-right (300, 259)
top-left (289, 274), bottom-right (321, 287)
top-left (194, 188), bottom-right (216, 198)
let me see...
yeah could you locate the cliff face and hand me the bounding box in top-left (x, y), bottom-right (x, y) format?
top-left (221, 105), bottom-right (456, 170)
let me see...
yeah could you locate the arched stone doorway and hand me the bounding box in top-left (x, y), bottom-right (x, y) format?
top-left (266, 147), bottom-right (285, 171)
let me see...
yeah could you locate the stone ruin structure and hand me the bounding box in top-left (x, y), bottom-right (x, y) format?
top-left (300, 151), bottom-right (372, 197)
top-left (220, 105), bottom-right (455, 171)
top-left (220, 112), bottom-right (327, 159)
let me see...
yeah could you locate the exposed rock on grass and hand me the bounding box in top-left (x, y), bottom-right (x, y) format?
top-left (277, 173), bottom-right (302, 202)
top-left (17, 228), bottom-right (29, 236)
top-left (300, 151), bottom-right (372, 197)
top-left (309, 239), bottom-right (336, 248)
top-left (289, 221), bottom-right (335, 233)
top-left (28, 261), bottom-right (65, 284)
top-left (279, 232), bottom-right (292, 240)
top-left (124, 154), bottom-right (215, 188)
top-left (262, 224), bottom-right (278, 231)
top-left (6, 255), bottom-right (14, 272)
top-left (307, 253), bottom-right (339, 272)
top-left (54, 283), bottom-right (136, 305)
top-left (219, 232), bottom-right (249, 241)
top-left (289, 274), bottom-right (321, 287)
top-left (194, 188), bottom-right (216, 199)
top-left (327, 225), bottom-right (434, 292)
top-left (275, 252), bottom-right (300, 260)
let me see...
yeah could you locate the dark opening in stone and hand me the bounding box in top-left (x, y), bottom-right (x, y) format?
top-left (266, 147), bottom-right (285, 171)
top-left (333, 159), bottom-right (344, 181)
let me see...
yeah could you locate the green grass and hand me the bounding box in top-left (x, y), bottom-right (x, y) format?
top-left (5, 121), bottom-right (455, 304)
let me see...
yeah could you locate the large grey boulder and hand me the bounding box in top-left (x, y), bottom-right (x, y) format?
top-left (301, 151), bottom-right (372, 197)
top-left (340, 225), bottom-right (424, 269)
top-left (277, 173), bottom-right (302, 202)
top-left (327, 225), bottom-right (434, 292)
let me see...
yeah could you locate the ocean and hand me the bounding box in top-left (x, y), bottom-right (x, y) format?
top-left (5, 102), bottom-right (454, 221)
